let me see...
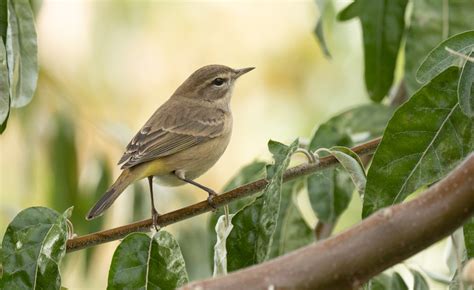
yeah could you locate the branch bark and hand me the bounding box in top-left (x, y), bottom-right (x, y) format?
top-left (182, 153), bottom-right (474, 290)
top-left (66, 137), bottom-right (381, 252)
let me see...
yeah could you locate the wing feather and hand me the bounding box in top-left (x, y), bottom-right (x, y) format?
top-left (118, 100), bottom-right (228, 169)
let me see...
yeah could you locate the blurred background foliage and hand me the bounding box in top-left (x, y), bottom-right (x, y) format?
top-left (0, 0), bottom-right (456, 288)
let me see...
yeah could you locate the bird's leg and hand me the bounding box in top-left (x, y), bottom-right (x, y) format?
top-left (174, 170), bottom-right (218, 209)
top-left (147, 176), bottom-right (160, 231)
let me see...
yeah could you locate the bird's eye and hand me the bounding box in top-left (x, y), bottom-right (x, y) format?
top-left (212, 78), bottom-right (226, 86)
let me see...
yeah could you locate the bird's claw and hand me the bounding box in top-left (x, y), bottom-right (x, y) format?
top-left (151, 209), bottom-right (161, 231)
top-left (207, 191), bottom-right (218, 211)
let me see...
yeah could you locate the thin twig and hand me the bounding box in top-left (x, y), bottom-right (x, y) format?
top-left (66, 137), bottom-right (382, 252)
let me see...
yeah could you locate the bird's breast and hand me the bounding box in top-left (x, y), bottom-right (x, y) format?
top-left (153, 130), bottom-right (232, 186)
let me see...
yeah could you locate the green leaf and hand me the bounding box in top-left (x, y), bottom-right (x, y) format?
top-left (1, 207), bottom-right (70, 289)
top-left (0, 105), bottom-right (7, 133)
top-left (48, 114), bottom-right (80, 225)
top-left (325, 146), bottom-right (366, 195)
top-left (391, 272), bottom-right (408, 290)
top-left (338, 0), bottom-right (408, 102)
top-left (363, 67), bottom-right (474, 217)
top-left (87, 158), bottom-right (111, 233)
top-left (405, 0), bottom-right (474, 94)
top-left (308, 104), bottom-right (394, 150)
top-left (337, 1), bottom-right (359, 21)
top-left (272, 182), bottom-right (314, 257)
top-left (464, 217), bottom-right (474, 259)
top-left (6, 0), bottom-right (38, 108)
top-left (365, 272), bottom-right (408, 290)
top-left (218, 160), bottom-right (267, 212)
top-left (331, 146), bottom-right (365, 169)
top-left (28, 0), bottom-right (42, 16)
top-left (226, 139), bottom-right (298, 272)
top-left (269, 181), bottom-right (296, 258)
top-left (458, 51), bottom-right (474, 117)
top-left (366, 273), bottom-right (391, 290)
top-left (411, 270), bottom-right (429, 290)
top-left (132, 182), bottom-right (148, 221)
top-left (307, 104), bottom-right (393, 223)
top-left (213, 214), bottom-right (234, 276)
top-left (307, 167), bottom-right (353, 223)
top-left (0, 38), bottom-right (9, 133)
top-left (82, 157), bottom-right (111, 268)
top-left (108, 231), bottom-right (188, 290)
top-left (224, 161), bottom-right (266, 191)
top-left (214, 160), bottom-right (267, 218)
top-left (176, 224), bottom-right (211, 281)
top-left (0, 246), bottom-right (3, 279)
top-left (416, 31), bottom-right (474, 84)
top-left (0, 0), bottom-right (6, 44)
top-left (314, 0), bottom-right (334, 58)
top-left (207, 160), bottom-right (266, 265)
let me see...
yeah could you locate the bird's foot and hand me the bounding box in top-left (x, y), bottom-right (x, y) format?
top-left (207, 191), bottom-right (218, 211)
top-left (151, 209), bottom-right (161, 231)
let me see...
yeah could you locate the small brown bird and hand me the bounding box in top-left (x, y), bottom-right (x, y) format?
top-left (86, 64), bottom-right (254, 227)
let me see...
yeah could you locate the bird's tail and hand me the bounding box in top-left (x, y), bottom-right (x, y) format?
top-left (86, 170), bottom-right (135, 220)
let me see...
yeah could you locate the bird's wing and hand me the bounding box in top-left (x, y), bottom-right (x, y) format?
top-left (118, 101), bottom-right (227, 169)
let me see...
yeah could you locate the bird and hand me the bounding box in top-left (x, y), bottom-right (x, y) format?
top-left (86, 64), bottom-right (254, 228)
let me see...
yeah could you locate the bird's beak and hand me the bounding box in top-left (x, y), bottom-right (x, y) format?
top-left (234, 67), bottom-right (255, 79)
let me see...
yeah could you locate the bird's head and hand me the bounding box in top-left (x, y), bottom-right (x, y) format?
top-left (173, 64), bottom-right (254, 102)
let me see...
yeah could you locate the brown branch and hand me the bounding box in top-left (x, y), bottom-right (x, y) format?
top-left (66, 137), bottom-right (381, 252)
top-left (182, 153), bottom-right (474, 290)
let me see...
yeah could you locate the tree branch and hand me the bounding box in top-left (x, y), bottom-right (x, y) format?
top-left (66, 137), bottom-right (381, 252)
top-left (182, 153), bottom-right (474, 290)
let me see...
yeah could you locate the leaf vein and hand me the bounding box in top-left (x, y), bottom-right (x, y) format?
top-left (144, 236), bottom-right (153, 289)
top-left (392, 103), bottom-right (459, 204)
top-left (378, 152), bottom-right (423, 171)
